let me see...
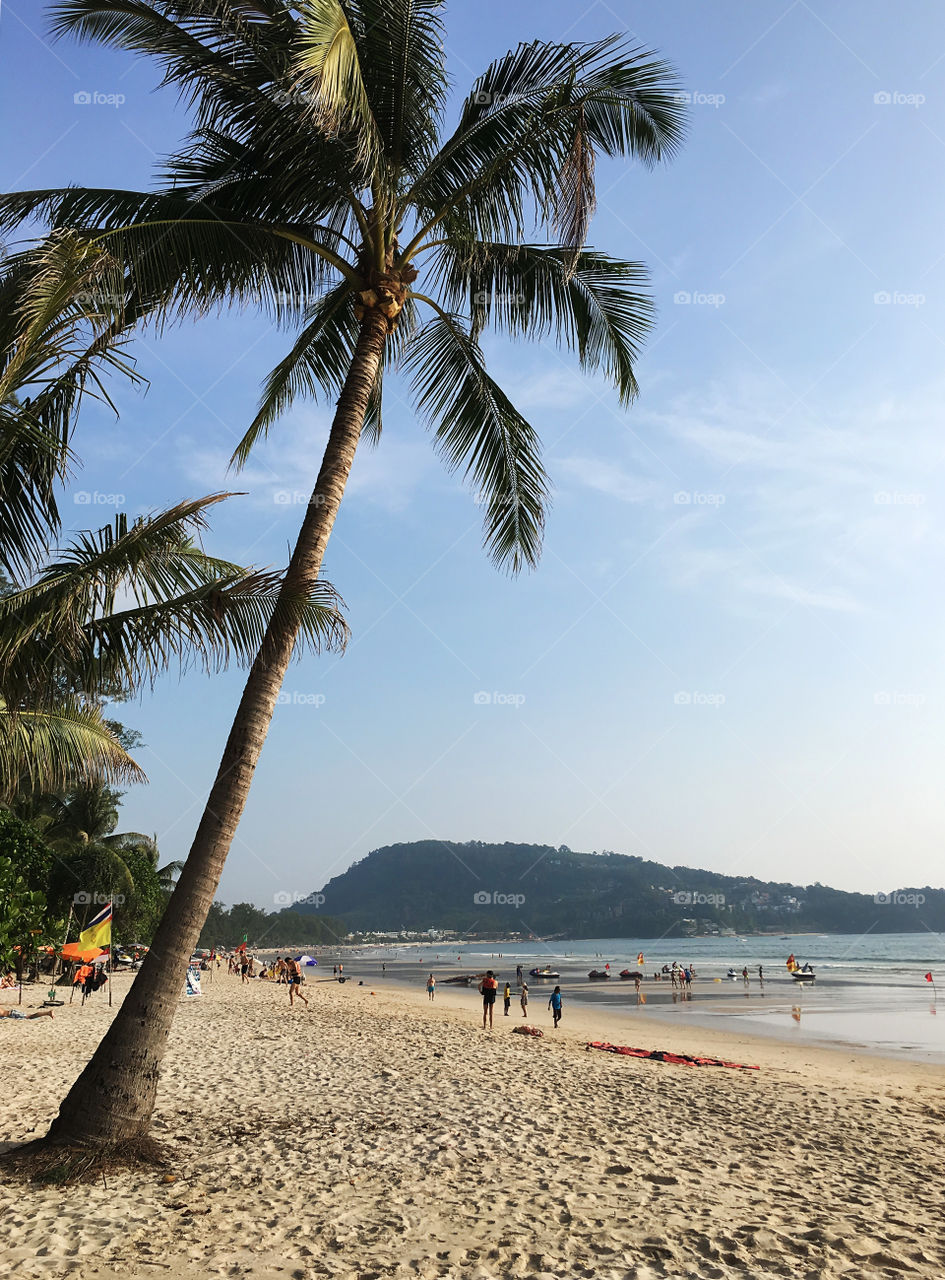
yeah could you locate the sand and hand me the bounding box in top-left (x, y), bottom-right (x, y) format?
top-left (1, 972), bottom-right (944, 1280)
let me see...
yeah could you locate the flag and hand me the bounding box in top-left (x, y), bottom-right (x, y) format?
top-left (926, 972), bottom-right (934, 983)
top-left (637, 952), bottom-right (645, 966)
top-left (79, 903), bottom-right (112, 951)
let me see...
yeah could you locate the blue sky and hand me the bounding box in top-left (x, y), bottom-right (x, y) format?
top-left (3, 1), bottom-right (945, 907)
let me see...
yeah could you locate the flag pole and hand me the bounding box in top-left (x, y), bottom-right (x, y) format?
top-left (55, 901), bottom-right (74, 985)
top-left (107, 884), bottom-right (113, 1007)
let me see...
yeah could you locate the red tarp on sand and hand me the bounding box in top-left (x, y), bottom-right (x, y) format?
top-left (587, 1041), bottom-right (759, 1070)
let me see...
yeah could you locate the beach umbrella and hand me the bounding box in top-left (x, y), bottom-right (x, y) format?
top-left (61, 944), bottom-right (108, 963)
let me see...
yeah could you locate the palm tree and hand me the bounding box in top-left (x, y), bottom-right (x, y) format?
top-left (0, 495), bottom-right (347, 800)
top-left (0, 1), bottom-right (684, 1152)
top-left (28, 783), bottom-right (178, 931)
top-left (0, 228), bottom-right (347, 798)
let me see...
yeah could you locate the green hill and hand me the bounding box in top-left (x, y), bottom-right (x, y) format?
top-left (291, 840), bottom-right (945, 937)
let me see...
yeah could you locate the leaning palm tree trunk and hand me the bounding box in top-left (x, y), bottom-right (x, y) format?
top-left (47, 309), bottom-right (388, 1146)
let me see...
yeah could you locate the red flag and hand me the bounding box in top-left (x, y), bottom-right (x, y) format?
top-left (925, 972), bottom-right (934, 982)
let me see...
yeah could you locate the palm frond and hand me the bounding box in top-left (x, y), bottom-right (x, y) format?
top-left (407, 37), bottom-right (685, 250)
top-left (403, 313), bottom-right (548, 572)
top-left (343, 0), bottom-right (448, 177)
top-left (0, 696), bottom-right (144, 803)
top-left (0, 495), bottom-right (349, 703)
top-left (235, 287), bottom-right (418, 464)
top-left (0, 232), bottom-right (144, 576)
top-left (233, 282), bottom-right (358, 466)
top-left (293, 0), bottom-right (382, 163)
top-left (430, 243), bottom-right (653, 404)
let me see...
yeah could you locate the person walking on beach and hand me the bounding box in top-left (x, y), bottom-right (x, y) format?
top-left (426, 974), bottom-right (436, 1001)
top-left (742, 966), bottom-right (749, 986)
top-left (548, 985), bottom-right (563, 1029)
top-left (503, 981), bottom-right (512, 1015)
top-left (516, 964), bottom-right (523, 985)
top-left (479, 970), bottom-right (498, 1029)
top-left (286, 956), bottom-right (309, 1008)
top-left (520, 981), bottom-right (529, 1018)
top-left (758, 965), bottom-right (764, 983)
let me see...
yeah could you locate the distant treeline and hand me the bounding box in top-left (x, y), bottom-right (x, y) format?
top-left (197, 900), bottom-right (343, 949)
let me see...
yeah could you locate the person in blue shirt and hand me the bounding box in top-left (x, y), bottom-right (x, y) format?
top-left (548, 985), bottom-right (563, 1029)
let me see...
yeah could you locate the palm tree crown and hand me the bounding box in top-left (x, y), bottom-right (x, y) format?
top-left (2, 1), bottom-right (685, 571)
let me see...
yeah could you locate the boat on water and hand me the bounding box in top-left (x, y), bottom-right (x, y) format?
top-left (619, 969), bottom-right (644, 980)
top-left (528, 966), bottom-right (560, 979)
top-left (791, 967), bottom-right (816, 982)
top-left (588, 969), bottom-right (610, 981)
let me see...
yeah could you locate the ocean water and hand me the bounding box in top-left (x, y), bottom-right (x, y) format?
top-left (432, 933), bottom-right (945, 986)
top-left (332, 934), bottom-right (945, 1061)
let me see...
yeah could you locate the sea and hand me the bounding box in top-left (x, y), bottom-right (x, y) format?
top-left (315, 933), bottom-right (945, 1064)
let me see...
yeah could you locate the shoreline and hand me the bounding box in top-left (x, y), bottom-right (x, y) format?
top-left (248, 948), bottom-right (945, 1065)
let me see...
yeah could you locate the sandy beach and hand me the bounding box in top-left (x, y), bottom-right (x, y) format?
top-left (1, 972), bottom-right (944, 1280)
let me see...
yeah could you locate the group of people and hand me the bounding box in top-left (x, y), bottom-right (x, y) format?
top-left (223, 951), bottom-right (309, 1004)
top-left (656, 962), bottom-right (696, 989)
top-left (477, 971), bottom-right (562, 1029)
